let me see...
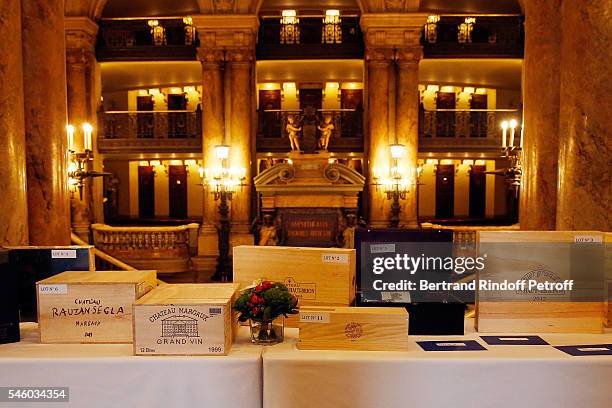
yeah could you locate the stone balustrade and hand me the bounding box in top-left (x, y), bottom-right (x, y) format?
top-left (91, 223), bottom-right (199, 276)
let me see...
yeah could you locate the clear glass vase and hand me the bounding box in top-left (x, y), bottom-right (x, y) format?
top-left (249, 317), bottom-right (284, 345)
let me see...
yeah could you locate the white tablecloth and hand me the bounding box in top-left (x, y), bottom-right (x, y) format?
top-left (0, 323), bottom-right (262, 408)
top-left (263, 320), bottom-right (612, 408)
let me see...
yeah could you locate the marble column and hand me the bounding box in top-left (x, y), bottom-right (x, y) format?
top-left (21, 0), bottom-right (71, 245)
top-left (227, 49), bottom-right (254, 246)
top-left (366, 49), bottom-right (394, 228)
top-left (197, 49), bottom-right (225, 267)
top-left (556, 0), bottom-right (612, 231)
top-left (66, 48), bottom-right (91, 241)
top-left (520, 0), bottom-right (562, 230)
top-left (0, 0), bottom-right (29, 246)
top-left (395, 47), bottom-right (422, 228)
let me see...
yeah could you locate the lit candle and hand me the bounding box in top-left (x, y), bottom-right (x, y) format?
top-left (509, 119), bottom-right (517, 148)
top-left (66, 124), bottom-right (75, 151)
top-left (501, 121), bottom-right (508, 148)
top-left (82, 123), bottom-right (93, 151)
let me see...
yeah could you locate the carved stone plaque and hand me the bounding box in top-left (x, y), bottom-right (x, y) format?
top-left (280, 208), bottom-right (340, 247)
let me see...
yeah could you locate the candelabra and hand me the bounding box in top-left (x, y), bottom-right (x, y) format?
top-left (67, 123), bottom-right (109, 199)
top-left (200, 145), bottom-right (247, 282)
top-left (496, 119), bottom-right (523, 196)
top-left (373, 144), bottom-right (413, 228)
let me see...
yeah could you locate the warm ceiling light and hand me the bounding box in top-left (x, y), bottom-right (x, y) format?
top-left (169, 160), bottom-right (183, 166)
top-left (475, 88), bottom-right (487, 94)
top-left (150, 160), bottom-right (161, 166)
top-left (148, 88), bottom-right (161, 96)
top-left (426, 85), bottom-right (439, 92)
top-left (184, 159), bottom-right (197, 167)
top-left (170, 87), bottom-right (183, 94)
top-left (139, 161), bottom-right (149, 167)
top-left (463, 87), bottom-right (475, 94)
top-left (138, 89), bottom-right (149, 96)
top-left (440, 86), bottom-right (455, 93)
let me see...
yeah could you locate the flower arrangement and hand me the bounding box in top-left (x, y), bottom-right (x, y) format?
top-left (234, 280), bottom-right (299, 323)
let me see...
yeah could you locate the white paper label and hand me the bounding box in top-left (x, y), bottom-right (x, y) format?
top-left (322, 254), bottom-right (349, 264)
top-left (370, 243), bottom-right (396, 254)
top-left (436, 342), bottom-right (466, 347)
top-left (381, 291), bottom-right (411, 303)
top-left (499, 337), bottom-right (530, 341)
top-left (300, 312), bottom-right (330, 323)
top-left (574, 235), bottom-right (603, 243)
top-left (38, 284), bottom-right (68, 295)
top-left (576, 347), bottom-right (609, 352)
top-left (51, 249), bottom-right (77, 259)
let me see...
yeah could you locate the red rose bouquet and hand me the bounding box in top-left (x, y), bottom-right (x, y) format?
top-left (234, 280), bottom-right (298, 323)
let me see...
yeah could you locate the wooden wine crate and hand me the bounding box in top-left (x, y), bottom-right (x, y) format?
top-left (606, 280), bottom-right (612, 328)
top-left (297, 306), bottom-right (409, 351)
top-left (37, 270), bottom-right (157, 343)
top-left (476, 231), bottom-right (606, 333)
top-left (133, 283), bottom-right (240, 356)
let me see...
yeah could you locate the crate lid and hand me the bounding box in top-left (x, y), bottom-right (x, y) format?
top-left (300, 306), bottom-right (408, 316)
top-left (136, 283), bottom-right (239, 305)
top-left (234, 245), bottom-right (355, 253)
top-left (36, 270), bottom-right (156, 285)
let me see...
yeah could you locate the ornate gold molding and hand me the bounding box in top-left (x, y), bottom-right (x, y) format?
top-left (358, 0), bottom-right (421, 13)
top-left (65, 16), bottom-right (98, 53)
top-left (360, 13), bottom-right (427, 49)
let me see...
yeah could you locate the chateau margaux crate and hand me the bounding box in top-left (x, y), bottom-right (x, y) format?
top-left (133, 283), bottom-right (240, 356)
top-left (7, 245), bottom-right (94, 322)
top-left (297, 306), bottom-right (409, 351)
top-left (233, 246), bottom-right (356, 327)
top-left (476, 231), bottom-right (606, 333)
top-left (37, 270), bottom-right (157, 343)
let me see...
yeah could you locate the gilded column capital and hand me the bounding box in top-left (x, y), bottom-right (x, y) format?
top-left (225, 48), bottom-right (254, 64)
top-left (365, 47), bottom-right (395, 64)
top-left (197, 47), bottom-right (226, 65)
top-left (394, 46), bottom-right (423, 64)
top-left (360, 13), bottom-right (426, 50)
top-left (64, 16), bottom-right (98, 53)
top-left (66, 47), bottom-right (89, 68)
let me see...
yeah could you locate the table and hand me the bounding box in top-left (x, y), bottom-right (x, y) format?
top-left (0, 323), bottom-right (262, 408)
top-left (263, 320), bottom-right (612, 408)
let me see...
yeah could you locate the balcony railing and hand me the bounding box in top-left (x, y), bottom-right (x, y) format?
top-left (96, 18), bottom-right (199, 61)
top-left (257, 16), bottom-right (364, 60)
top-left (418, 109), bottom-right (520, 152)
top-left (256, 109), bottom-right (364, 152)
top-left (98, 110), bottom-right (202, 153)
top-left (422, 16), bottom-right (524, 58)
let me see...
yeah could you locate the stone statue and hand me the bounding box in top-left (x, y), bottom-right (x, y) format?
top-left (251, 214), bottom-right (281, 246)
top-left (286, 115), bottom-right (302, 152)
top-left (317, 114), bottom-right (335, 151)
top-left (337, 213), bottom-right (357, 249)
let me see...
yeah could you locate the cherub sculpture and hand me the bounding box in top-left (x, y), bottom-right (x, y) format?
top-left (317, 114), bottom-right (335, 151)
top-left (251, 214), bottom-right (281, 246)
top-left (286, 115), bottom-right (302, 152)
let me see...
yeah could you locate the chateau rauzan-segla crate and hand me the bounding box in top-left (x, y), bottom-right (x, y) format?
top-left (298, 306), bottom-right (409, 351)
top-left (476, 231), bottom-right (606, 333)
top-left (37, 270), bottom-right (157, 343)
top-left (233, 246), bottom-right (356, 327)
top-left (133, 283), bottom-right (240, 356)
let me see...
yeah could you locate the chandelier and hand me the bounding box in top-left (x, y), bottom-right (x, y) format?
top-left (183, 17), bottom-right (196, 45)
top-left (425, 15), bottom-right (440, 43)
top-left (148, 19), bottom-right (166, 46)
top-left (458, 17), bottom-right (476, 43)
top-left (280, 10), bottom-right (300, 44)
top-left (200, 145), bottom-right (247, 201)
top-left (322, 9), bottom-right (342, 44)
top-left (372, 144), bottom-right (413, 227)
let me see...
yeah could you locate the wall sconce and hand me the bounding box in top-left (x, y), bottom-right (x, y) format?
top-left (148, 20), bottom-right (166, 46)
top-left (322, 9), bottom-right (342, 44)
top-left (458, 17), bottom-right (476, 44)
top-left (425, 15), bottom-right (440, 43)
top-left (67, 123), bottom-right (108, 199)
top-left (497, 119), bottom-right (523, 194)
top-left (372, 144), bottom-right (412, 228)
top-left (280, 10), bottom-right (300, 44)
top-left (183, 17), bottom-right (196, 45)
